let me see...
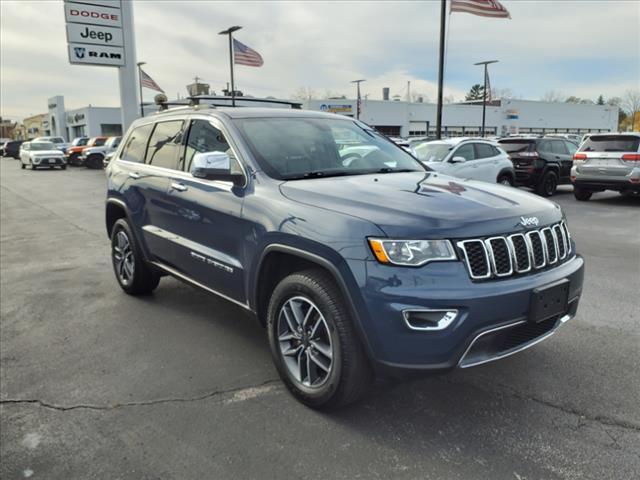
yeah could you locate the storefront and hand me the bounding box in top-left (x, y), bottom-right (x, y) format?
top-left (44, 95), bottom-right (122, 141)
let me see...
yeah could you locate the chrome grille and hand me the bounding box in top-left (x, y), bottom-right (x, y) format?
top-left (457, 222), bottom-right (572, 280)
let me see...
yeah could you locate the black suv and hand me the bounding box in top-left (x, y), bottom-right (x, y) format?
top-left (498, 137), bottom-right (578, 196)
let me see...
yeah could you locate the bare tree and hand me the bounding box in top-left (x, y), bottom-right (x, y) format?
top-left (323, 90), bottom-right (346, 99)
top-left (491, 88), bottom-right (515, 99)
top-left (410, 91), bottom-right (429, 103)
top-left (443, 95), bottom-right (456, 104)
top-left (290, 86), bottom-right (317, 101)
top-left (622, 89), bottom-right (640, 130)
top-left (541, 90), bottom-right (565, 103)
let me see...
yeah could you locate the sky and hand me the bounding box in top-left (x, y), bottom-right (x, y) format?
top-left (1, 0), bottom-right (639, 120)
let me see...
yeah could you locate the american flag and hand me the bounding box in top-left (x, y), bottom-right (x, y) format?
top-left (139, 68), bottom-right (164, 93)
top-left (450, 0), bottom-right (511, 18)
top-left (233, 39), bottom-right (264, 67)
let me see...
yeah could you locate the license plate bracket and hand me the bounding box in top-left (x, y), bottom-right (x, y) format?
top-left (529, 279), bottom-right (570, 323)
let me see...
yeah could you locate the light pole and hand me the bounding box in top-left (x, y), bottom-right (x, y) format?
top-left (219, 26), bottom-right (242, 107)
top-left (136, 61), bottom-right (146, 117)
top-left (474, 60), bottom-right (498, 137)
top-left (351, 79), bottom-right (366, 120)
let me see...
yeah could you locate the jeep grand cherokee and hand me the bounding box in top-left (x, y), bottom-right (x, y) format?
top-left (105, 107), bottom-right (584, 409)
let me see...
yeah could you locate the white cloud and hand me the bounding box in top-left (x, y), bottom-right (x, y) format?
top-left (1, 0), bottom-right (638, 120)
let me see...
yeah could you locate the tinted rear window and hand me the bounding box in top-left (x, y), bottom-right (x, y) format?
top-left (498, 140), bottom-right (534, 153)
top-left (580, 135), bottom-right (640, 153)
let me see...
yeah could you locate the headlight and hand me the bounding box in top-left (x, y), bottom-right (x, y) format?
top-left (368, 238), bottom-right (457, 266)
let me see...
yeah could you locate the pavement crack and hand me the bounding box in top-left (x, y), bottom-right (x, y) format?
top-left (0, 379), bottom-right (281, 412)
top-left (439, 376), bottom-right (640, 433)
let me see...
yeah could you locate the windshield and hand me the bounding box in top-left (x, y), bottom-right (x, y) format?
top-left (106, 137), bottom-right (121, 148)
top-left (499, 140), bottom-right (535, 153)
top-left (414, 142), bottom-right (451, 162)
top-left (580, 135), bottom-right (640, 153)
top-left (92, 138), bottom-right (107, 147)
top-left (233, 117), bottom-right (425, 180)
top-left (72, 138), bottom-right (89, 146)
top-left (31, 142), bottom-right (56, 151)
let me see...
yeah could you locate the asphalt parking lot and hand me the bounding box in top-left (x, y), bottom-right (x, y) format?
top-left (1, 158), bottom-right (638, 480)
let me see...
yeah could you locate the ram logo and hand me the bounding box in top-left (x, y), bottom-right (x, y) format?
top-left (520, 216), bottom-right (540, 227)
top-left (74, 47), bottom-right (86, 59)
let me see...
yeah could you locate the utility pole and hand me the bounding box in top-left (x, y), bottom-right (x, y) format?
top-left (136, 61), bottom-right (145, 117)
top-left (219, 26), bottom-right (242, 106)
top-left (474, 60), bottom-right (499, 137)
top-left (351, 79), bottom-right (366, 120)
top-left (435, 0), bottom-right (446, 139)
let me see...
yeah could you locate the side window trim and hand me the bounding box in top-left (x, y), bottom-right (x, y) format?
top-left (144, 119), bottom-right (186, 169)
top-left (116, 121), bottom-right (155, 164)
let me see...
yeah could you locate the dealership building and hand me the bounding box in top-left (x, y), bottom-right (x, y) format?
top-left (31, 95), bottom-right (123, 141)
top-left (304, 97), bottom-right (619, 137)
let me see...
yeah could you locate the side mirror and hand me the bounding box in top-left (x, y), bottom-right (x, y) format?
top-left (450, 156), bottom-right (466, 163)
top-left (190, 151), bottom-right (244, 185)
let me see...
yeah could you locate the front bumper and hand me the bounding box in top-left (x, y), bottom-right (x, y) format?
top-left (32, 157), bottom-right (66, 166)
top-left (347, 252), bottom-right (584, 375)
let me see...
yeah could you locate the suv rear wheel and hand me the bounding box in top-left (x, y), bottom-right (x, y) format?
top-left (111, 218), bottom-right (160, 295)
top-left (267, 269), bottom-right (372, 409)
top-left (536, 170), bottom-right (558, 196)
top-left (573, 187), bottom-right (592, 201)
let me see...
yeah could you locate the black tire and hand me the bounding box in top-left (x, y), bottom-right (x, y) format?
top-left (536, 170), bottom-right (558, 197)
top-left (61, 165), bottom-right (67, 170)
top-left (497, 174), bottom-right (514, 186)
top-left (69, 153), bottom-right (82, 166)
top-left (20, 163), bottom-right (25, 169)
top-left (267, 269), bottom-right (372, 410)
top-left (110, 218), bottom-right (160, 295)
top-left (573, 187), bottom-right (592, 201)
top-left (86, 154), bottom-right (103, 169)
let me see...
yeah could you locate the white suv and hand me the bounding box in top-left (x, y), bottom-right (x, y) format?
top-left (414, 138), bottom-right (515, 185)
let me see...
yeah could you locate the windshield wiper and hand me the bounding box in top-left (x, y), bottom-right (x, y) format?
top-left (375, 167), bottom-right (420, 173)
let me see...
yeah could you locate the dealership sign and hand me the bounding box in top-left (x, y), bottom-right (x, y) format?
top-left (319, 104), bottom-right (353, 114)
top-left (64, 0), bottom-right (125, 67)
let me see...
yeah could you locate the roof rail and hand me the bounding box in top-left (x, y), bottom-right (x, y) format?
top-left (188, 96), bottom-right (303, 109)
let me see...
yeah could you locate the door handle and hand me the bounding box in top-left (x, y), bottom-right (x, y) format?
top-left (128, 172), bottom-right (141, 179)
top-left (170, 182), bottom-right (188, 192)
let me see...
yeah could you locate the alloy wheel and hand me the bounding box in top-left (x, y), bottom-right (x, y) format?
top-left (113, 230), bottom-right (135, 286)
top-left (277, 296), bottom-right (333, 388)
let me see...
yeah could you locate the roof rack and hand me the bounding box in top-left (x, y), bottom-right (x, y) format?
top-left (188, 96), bottom-right (303, 109)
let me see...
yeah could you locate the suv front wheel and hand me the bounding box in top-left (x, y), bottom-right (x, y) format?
top-left (536, 170), bottom-right (558, 197)
top-left (267, 269), bottom-right (372, 409)
top-left (573, 187), bottom-right (593, 201)
top-left (110, 218), bottom-right (160, 295)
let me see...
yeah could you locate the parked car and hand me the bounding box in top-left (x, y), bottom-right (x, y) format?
top-left (103, 151), bottom-right (116, 169)
top-left (67, 136), bottom-right (107, 166)
top-left (2, 140), bottom-right (24, 159)
top-left (571, 132), bottom-right (640, 200)
top-left (81, 136), bottom-right (122, 169)
top-left (105, 107), bottom-right (584, 409)
top-left (545, 133), bottom-right (582, 143)
top-left (414, 138), bottom-right (515, 185)
top-left (33, 136), bottom-right (68, 153)
top-left (65, 137), bottom-right (90, 165)
top-left (388, 136), bottom-right (416, 155)
top-left (20, 141), bottom-right (66, 170)
top-left (498, 137), bottom-right (578, 196)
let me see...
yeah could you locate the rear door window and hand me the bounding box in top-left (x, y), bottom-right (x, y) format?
top-left (474, 143), bottom-right (496, 159)
top-left (146, 120), bottom-right (185, 170)
top-left (580, 135), bottom-right (640, 152)
top-left (550, 141), bottom-right (569, 155)
top-left (120, 124), bottom-right (153, 163)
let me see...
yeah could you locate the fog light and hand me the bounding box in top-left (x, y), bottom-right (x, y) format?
top-left (402, 309), bottom-right (458, 331)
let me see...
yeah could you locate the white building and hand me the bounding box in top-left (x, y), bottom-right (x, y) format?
top-left (304, 97), bottom-right (619, 137)
top-left (46, 95), bottom-right (122, 141)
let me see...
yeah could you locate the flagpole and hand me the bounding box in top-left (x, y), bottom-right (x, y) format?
top-left (219, 26), bottom-right (242, 107)
top-left (136, 61), bottom-right (145, 117)
top-left (435, 0), bottom-right (446, 140)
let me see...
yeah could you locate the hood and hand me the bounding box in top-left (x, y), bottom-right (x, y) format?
top-left (32, 150), bottom-right (65, 157)
top-left (84, 146), bottom-right (107, 155)
top-left (280, 171), bottom-right (562, 238)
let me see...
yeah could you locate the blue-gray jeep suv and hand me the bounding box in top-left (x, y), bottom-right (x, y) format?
top-left (105, 106), bottom-right (584, 409)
